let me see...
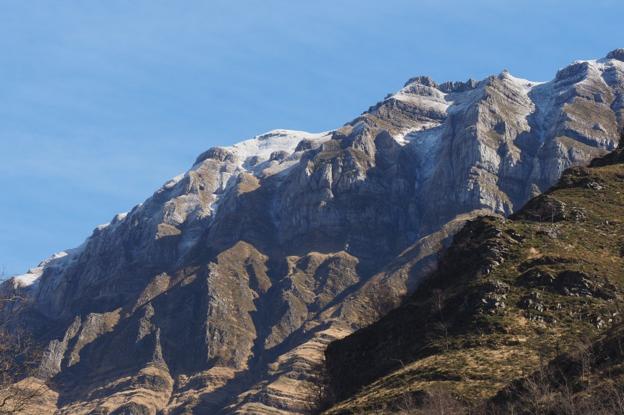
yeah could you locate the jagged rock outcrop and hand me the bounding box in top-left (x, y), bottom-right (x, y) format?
top-left (2, 51), bottom-right (624, 414)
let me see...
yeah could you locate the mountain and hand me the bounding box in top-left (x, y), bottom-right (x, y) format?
top-left (1, 50), bottom-right (624, 415)
top-left (324, 134), bottom-right (624, 414)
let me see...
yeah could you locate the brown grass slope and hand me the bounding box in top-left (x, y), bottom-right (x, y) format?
top-left (487, 320), bottom-right (624, 414)
top-left (323, 135), bottom-right (624, 414)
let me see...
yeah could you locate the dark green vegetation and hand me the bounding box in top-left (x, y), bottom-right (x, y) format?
top-left (323, 138), bottom-right (624, 414)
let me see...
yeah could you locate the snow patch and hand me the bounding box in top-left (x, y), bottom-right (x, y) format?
top-left (393, 122), bottom-right (443, 146)
top-left (226, 129), bottom-right (331, 169)
top-left (500, 71), bottom-right (544, 92)
top-left (12, 268), bottom-right (44, 288)
top-left (164, 174), bottom-right (185, 190)
top-left (95, 211), bottom-right (129, 232)
top-left (114, 212), bottom-right (128, 222)
top-left (11, 245), bottom-right (84, 289)
top-left (147, 129), bottom-right (333, 237)
top-left (391, 93), bottom-right (450, 112)
top-left (389, 82), bottom-right (450, 114)
top-left (385, 83), bottom-right (451, 145)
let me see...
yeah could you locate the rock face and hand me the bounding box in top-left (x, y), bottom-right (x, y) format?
top-left (324, 138), bottom-right (624, 414)
top-left (2, 51), bottom-right (624, 414)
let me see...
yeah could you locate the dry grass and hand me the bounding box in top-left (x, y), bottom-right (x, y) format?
top-left (323, 162), bottom-right (624, 414)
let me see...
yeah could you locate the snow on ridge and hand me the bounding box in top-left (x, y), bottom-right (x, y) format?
top-left (12, 269), bottom-right (42, 288)
top-left (225, 129), bottom-right (332, 167)
top-left (573, 58), bottom-right (620, 68)
top-left (499, 71), bottom-right (544, 91)
top-left (95, 211), bottom-right (129, 232)
top-left (132, 129), bottom-right (334, 243)
top-left (389, 81), bottom-right (450, 112)
top-left (163, 174), bottom-right (185, 190)
top-left (584, 58), bottom-right (624, 79)
top-left (386, 82), bottom-right (451, 145)
top-left (528, 56), bottom-right (618, 139)
top-left (390, 70), bottom-right (549, 147)
top-left (11, 245), bottom-right (84, 289)
top-left (391, 93), bottom-right (450, 112)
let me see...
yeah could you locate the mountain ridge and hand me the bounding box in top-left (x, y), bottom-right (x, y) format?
top-left (2, 49), bottom-right (624, 414)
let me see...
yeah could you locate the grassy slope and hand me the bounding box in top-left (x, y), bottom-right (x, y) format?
top-left (323, 146), bottom-right (624, 414)
top-left (488, 320), bottom-right (624, 414)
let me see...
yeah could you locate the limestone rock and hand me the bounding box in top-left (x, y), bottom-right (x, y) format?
top-left (2, 50), bottom-right (624, 414)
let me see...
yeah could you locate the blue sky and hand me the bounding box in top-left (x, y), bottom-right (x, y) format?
top-left (0, 0), bottom-right (622, 275)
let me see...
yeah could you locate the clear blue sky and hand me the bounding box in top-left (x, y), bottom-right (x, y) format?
top-left (0, 0), bottom-right (622, 275)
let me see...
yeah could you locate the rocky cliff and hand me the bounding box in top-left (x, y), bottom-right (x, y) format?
top-left (2, 50), bottom-right (624, 414)
top-left (324, 132), bottom-right (624, 414)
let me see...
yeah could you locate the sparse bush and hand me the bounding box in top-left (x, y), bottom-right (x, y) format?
top-left (0, 291), bottom-right (43, 414)
top-left (394, 386), bottom-right (466, 415)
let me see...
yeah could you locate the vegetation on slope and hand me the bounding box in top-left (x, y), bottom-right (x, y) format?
top-left (323, 134), bottom-right (624, 414)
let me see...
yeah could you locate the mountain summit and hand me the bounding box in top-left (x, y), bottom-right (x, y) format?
top-left (2, 50), bottom-right (624, 414)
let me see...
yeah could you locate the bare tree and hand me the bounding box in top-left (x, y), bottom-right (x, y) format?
top-left (394, 385), bottom-right (466, 415)
top-left (420, 387), bottom-right (466, 415)
top-left (432, 289), bottom-right (451, 352)
top-left (0, 280), bottom-right (44, 414)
